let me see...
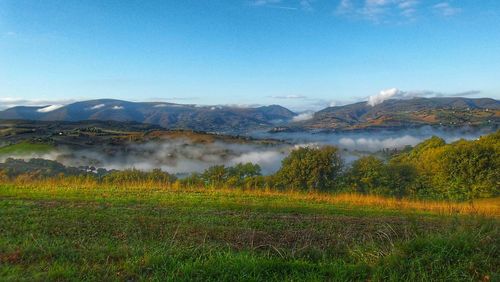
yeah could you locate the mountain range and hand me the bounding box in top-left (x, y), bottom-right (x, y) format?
top-left (0, 99), bottom-right (295, 133)
top-left (1, 97), bottom-right (498, 133)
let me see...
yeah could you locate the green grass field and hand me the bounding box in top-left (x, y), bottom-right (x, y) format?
top-left (0, 142), bottom-right (54, 156)
top-left (0, 184), bottom-right (498, 281)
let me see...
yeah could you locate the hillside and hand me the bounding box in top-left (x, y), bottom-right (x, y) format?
top-left (0, 120), bottom-right (282, 150)
top-left (0, 99), bottom-right (296, 134)
top-left (290, 97), bottom-right (499, 131)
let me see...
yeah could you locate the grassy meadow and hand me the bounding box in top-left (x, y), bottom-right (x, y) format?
top-left (0, 182), bottom-right (498, 281)
top-left (0, 142), bottom-right (54, 156)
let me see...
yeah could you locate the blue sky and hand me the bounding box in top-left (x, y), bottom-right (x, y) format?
top-left (1, 0), bottom-right (499, 111)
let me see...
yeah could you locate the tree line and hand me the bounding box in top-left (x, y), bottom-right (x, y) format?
top-left (1, 130), bottom-right (498, 201)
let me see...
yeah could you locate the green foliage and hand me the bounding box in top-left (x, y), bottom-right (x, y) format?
top-left (392, 135), bottom-right (446, 163)
top-left (348, 156), bottom-right (387, 194)
top-left (0, 142), bottom-right (54, 156)
top-left (388, 130), bottom-right (500, 200)
top-left (0, 158), bottom-right (86, 179)
top-left (438, 138), bottom-right (499, 200)
top-left (196, 163), bottom-right (263, 188)
top-left (275, 146), bottom-right (343, 191)
top-left (180, 172), bottom-right (204, 187)
top-left (347, 156), bottom-right (417, 198)
top-left (344, 130), bottom-right (499, 200)
top-left (202, 165), bottom-right (228, 187)
top-left (384, 163), bottom-right (418, 198)
top-left (225, 163), bottom-right (261, 188)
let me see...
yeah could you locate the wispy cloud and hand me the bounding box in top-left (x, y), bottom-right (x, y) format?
top-left (37, 104), bottom-right (65, 113)
top-left (250, 0), bottom-right (315, 11)
top-left (336, 0), bottom-right (461, 23)
top-left (336, 0), bottom-right (421, 22)
top-left (367, 88), bottom-right (481, 106)
top-left (251, 0), bottom-right (297, 10)
top-left (269, 94), bottom-right (308, 99)
top-left (433, 2), bottom-right (461, 17)
top-left (252, 0), bottom-right (281, 5)
top-left (300, 0), bottom-right (314, 11)
top-left (146, 97), bottom-right (200, 102)
top-left (89, 104), bottom-right (105, 110)
top-left (292, 111), bottom-right (314, 122)
top-left (0, 98), bottom-right (75, 110)
top-left (268, 94), bottom-right (348, 111)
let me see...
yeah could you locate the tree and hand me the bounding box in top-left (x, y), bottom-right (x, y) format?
top-left (389, 131), bottom-right (500, 200)
top-left (226, 163), bottom-right (261, 187)
top-left (348, 156), bottom-right (387, 194)
top-left (275, 146), bottom-right (343, 191)
top-left (438, 139), bottom-right (499, 200)
top-left (202, 165), bottom-right (228, 187)
top-left (385, 163), bottom-right (417, 198)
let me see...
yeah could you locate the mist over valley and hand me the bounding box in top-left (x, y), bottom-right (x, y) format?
top-left (0, 118), bottom-right (495, 175)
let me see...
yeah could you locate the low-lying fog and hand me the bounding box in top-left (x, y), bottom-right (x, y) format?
top-left (2, 127), bottom-right (494, 175)
top-left (249, 126), bottom-right (492, 152)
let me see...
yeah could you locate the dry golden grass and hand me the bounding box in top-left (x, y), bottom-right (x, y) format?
top-left (2, 177), bottom-right (499, 217)
top-left (282, 191), bottom-right (500, 217)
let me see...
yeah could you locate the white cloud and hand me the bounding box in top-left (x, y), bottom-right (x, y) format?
top-left (328, 101), bottom-right (340, 107)
top-left (36, 105), bottom-right (65, 113)
top-left (367, 88), bottom-right (401, 106)
top-left (0, 98), bottom-right (75, 110)
top-left (112, 106), bottom-right (124, 110)
top-left (154, 104), bottom-right (169, 108)
top-left (292, 112), bottom-right (314, 122)
top-left (90, 104), bottom-right (105, 110)
top-left (367, 88), bottom-right (481, 106)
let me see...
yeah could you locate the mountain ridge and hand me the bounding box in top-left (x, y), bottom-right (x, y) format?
top-left (1, 97), bottom-right (498, 133)
top-left (0, 99), bottom-right (296, 133)
top-left (291, 97), bottom-right (500, 131)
